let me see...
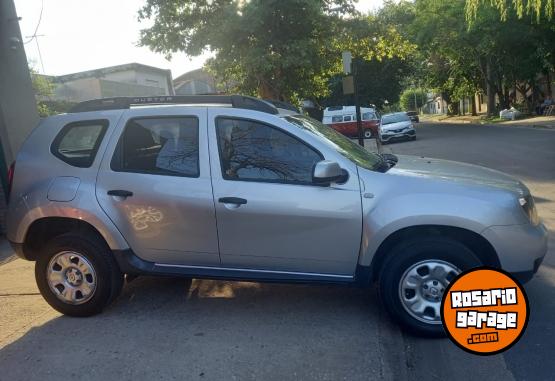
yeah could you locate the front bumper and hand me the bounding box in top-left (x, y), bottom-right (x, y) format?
top-left (380, 129), bottom-right (415, 142)
top-left (482, 222), bottom-right (548, 283)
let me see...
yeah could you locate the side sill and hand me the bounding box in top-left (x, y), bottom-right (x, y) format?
top-left (113, 249), bottom-right (359, 285)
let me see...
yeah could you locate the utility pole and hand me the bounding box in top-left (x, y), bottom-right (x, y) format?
top-left (342, 52), bottom-right (381, 152)
top-left (353, 58), bottom-right (364, 147)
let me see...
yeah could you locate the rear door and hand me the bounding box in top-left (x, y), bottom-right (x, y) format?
top-left (95, 107), bottom-right (220, 266)
top-left (207, 109), bottom-right (363, 276)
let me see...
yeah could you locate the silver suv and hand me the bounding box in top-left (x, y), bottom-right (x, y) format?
top-left (7, 95), bottom-right (547, 336)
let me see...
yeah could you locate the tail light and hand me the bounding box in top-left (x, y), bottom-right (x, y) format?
top-left (7, 161), bottom-right (15, 202)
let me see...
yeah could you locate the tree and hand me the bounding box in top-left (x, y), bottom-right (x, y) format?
top-left (30, 68), bottom-right (75, 116)
top-left (466, 0), bottom-right (554, 22)
top-left (409, 0), bottom-right (555, 115)
top-left (30, 67), bottom-right (54, 117)
top-left (138, 0), bottom-right (414, 102)
top-left (319, 1), bottom-right (416, 110)
top-left (399, 88), bottom-right (427, 111)
top-left (322, 57), bottom-right (411, 109)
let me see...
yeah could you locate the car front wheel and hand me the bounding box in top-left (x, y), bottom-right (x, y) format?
top-left (378, 236), bottom-right (481, 336)
top-left (35, 233), bottom-right (123, 317)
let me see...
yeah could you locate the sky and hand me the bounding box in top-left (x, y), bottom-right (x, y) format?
top-left (15, 0), bottom-right (384, 79)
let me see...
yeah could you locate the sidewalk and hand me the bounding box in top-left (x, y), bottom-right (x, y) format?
top-left (421, 114), bottom-right (555, 129)
top-left (0, 238), bottom-right (15, 265)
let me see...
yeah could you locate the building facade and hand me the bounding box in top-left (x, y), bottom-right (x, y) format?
top-left (43, 63), bottom-right (175, 103)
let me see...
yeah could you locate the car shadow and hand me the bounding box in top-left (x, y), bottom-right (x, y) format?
top-left (0, 278), bottom-right (405, 380)
top-left (1, 268), bottom-right (554, 381)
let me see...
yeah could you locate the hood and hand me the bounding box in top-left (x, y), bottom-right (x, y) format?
top-left (388, 155), bottom-right (527, 194)
top-left (380, 121), bottom-right (412, 131)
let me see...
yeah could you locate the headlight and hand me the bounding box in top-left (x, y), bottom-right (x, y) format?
top-left (519, 195), bottom-right (539, 225)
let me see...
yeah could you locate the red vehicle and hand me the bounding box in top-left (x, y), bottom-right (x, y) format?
top-left (322, 106), bottom-right (380, 138)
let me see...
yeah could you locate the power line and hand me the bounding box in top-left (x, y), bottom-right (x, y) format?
top-left (26, 34), bottom-right (46, 73)
top-left (23, 0), bottom-right (45, 45)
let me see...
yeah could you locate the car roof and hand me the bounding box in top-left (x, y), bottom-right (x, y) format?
top-left (68, 95), bottom-right (299, 116)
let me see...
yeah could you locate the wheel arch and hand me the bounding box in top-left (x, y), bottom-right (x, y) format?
top-left (368, 225), bottom-right (501, 282)
top-left (21, 216), bottom-right (126, 261)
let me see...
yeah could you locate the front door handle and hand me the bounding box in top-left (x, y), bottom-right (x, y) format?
top-left (218, 197), bottom-right (247, 205)
top-left (107, 189), bottom-right (133, 198)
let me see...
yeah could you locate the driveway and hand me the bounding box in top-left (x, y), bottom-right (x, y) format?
top-left (0, 123), bottom-right (553, 381)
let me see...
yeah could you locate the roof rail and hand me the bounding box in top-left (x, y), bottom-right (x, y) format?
top-left (264, 99), bottom-right (299, 113)
top-left (69, 95), bottom-right (279, 115)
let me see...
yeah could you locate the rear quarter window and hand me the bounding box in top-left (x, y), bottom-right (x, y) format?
top-left (51, 120), bottom-right (108, 168)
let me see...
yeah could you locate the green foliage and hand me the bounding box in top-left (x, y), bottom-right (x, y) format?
top-left (30, 68), bottom-right (54, 117)
top-left (138, 0), bottom-right (414, 101)
top-left (400, 88), bottom-right (428, 110)
top-left (407, 0), bottom-right (555, 115)
top-left (30, 68), bottom-right (75, 116)
top-left (466, 0), bottom-right (554, 22)
top-left (322, 57), bottom-right (411, 109)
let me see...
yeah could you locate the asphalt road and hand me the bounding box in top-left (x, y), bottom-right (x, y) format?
top-left (0, 123), bottom-right (553, 381)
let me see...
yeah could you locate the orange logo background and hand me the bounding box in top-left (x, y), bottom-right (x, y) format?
top-left (441, 267), bottom-right (529, 355)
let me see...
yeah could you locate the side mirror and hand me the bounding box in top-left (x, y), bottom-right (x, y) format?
top-left (313, 160), bottom-right (348, 185)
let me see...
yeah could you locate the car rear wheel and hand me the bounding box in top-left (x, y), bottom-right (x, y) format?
top-left (35, 233), bottom-right (123, 317)
top-left (378, 236), bottom-right (481, 336)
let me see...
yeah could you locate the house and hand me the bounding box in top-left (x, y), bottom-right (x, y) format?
top-left (42, 63), bottom-right (174, 103)
top-left (174, 68), bottom-right (217, 95)
top-left (173, 68), bottom-right (236, 95)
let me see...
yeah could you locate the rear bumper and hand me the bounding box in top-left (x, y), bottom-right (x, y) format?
top-left (482, 222), bottom-right (548, 283)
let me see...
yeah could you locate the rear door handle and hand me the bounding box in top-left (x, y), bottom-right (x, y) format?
top-left (107, 190), bottom-right (133, 198)
top-left (218, 197), bottom-right (247, 205)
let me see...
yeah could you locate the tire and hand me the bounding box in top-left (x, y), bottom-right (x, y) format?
top-left (378, 236), bottom-right (481, 337)
top-left (411, 136), bottom-right (416, 141)
top-left (364, 129), bottom-right (373, 139)
top-left (35, 233), bottom-right (124, 317)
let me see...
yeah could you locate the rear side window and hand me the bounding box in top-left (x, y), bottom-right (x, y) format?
top-left (331, 115), bottom-right (343, 123)
top-left (51, 120), bottom-right (108, 168)
top-left (111, 117), bottom-right (199, 177)
top-left (343, 115), bottom-right (352, 122)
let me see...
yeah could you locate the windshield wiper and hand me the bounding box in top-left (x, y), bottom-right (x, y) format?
top-left (373, 153), bottom-right (398, 172)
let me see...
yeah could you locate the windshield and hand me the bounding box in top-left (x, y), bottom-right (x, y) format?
top-left (382, 113), bottom-right (410, 125)
top-left (283, 114), bottom-right (383, 171)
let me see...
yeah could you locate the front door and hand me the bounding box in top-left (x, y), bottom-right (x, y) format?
top-left (208, 109), bottom-right (362, 276)
top-left (96, 107), bottom-right (220, 266)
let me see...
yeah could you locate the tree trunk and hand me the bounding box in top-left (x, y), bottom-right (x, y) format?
top-left (471, 94), bottom-right (477, 116)
top-left (486, 59), bottom-right (496, 117)
top-left (258, 79), bottom-right (280, 100)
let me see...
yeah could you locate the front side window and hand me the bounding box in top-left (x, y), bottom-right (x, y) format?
top-left (283, 114), bottom-right (383, 171)
top-left (331, 115), bottom-right (343, 123)
top-left (216, 118), bottom-right (322, 184)
top-left (343, 115), bottom-right (352, 122)
top-left (111, 117), bottom-right (199, 177)
top-left (51, 120), bottom-right (108, 167)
